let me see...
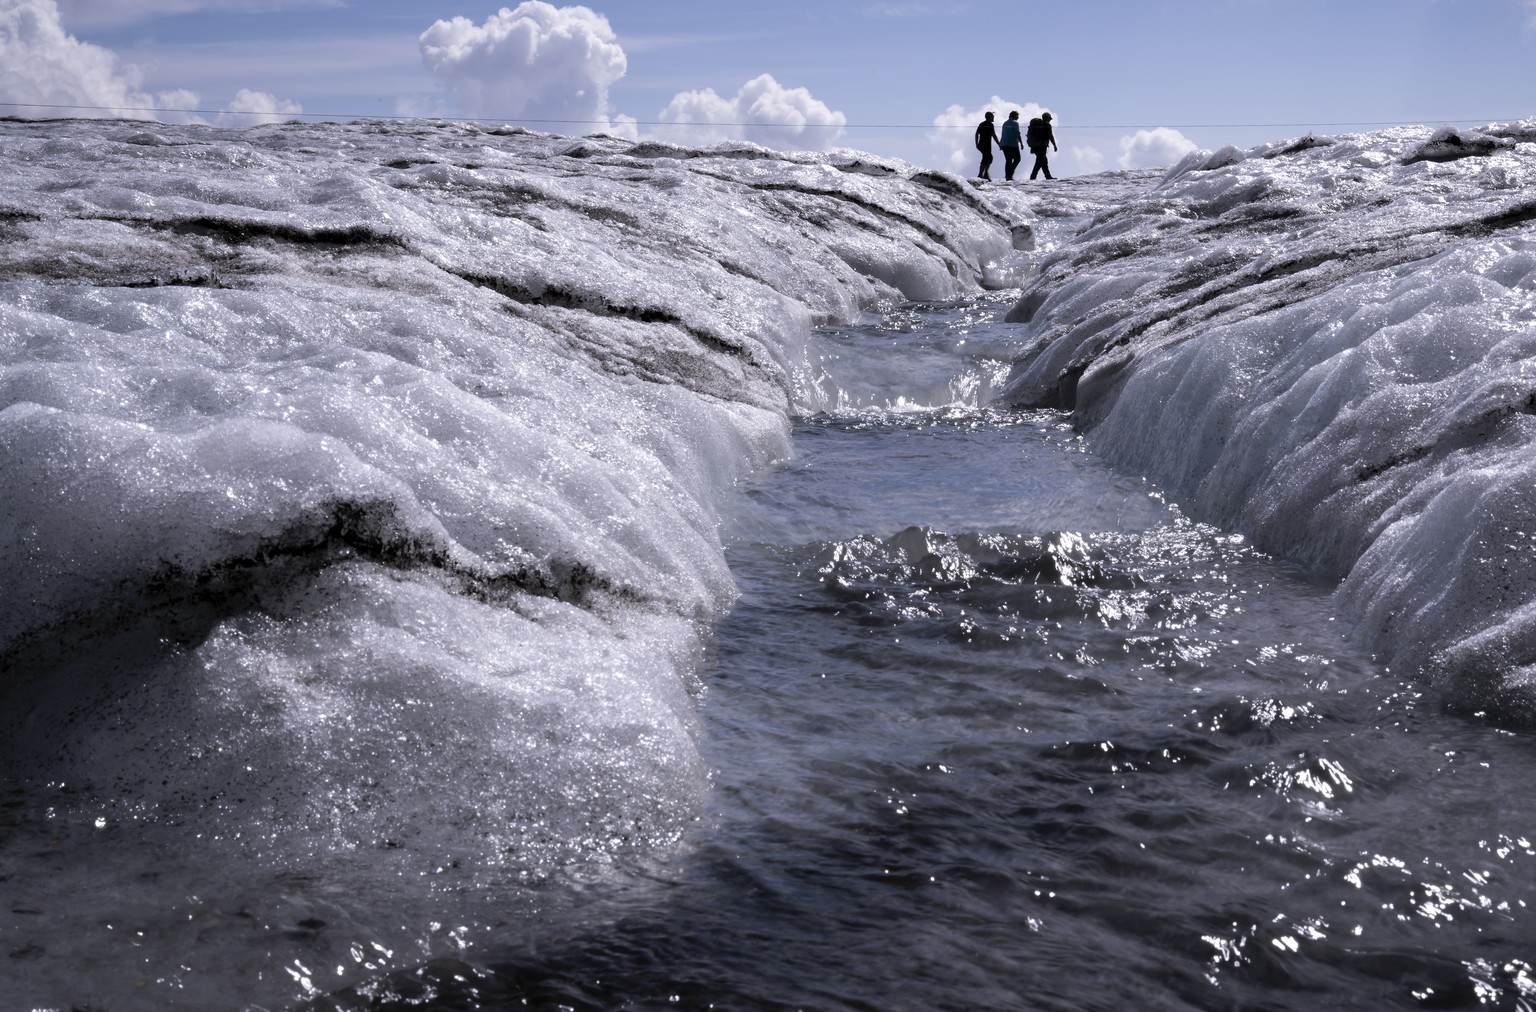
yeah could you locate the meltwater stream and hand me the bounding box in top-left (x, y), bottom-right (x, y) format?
top-left (319, 295), bottom-right (1536, 1011)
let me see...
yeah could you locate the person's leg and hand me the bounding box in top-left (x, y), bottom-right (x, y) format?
top-left (1004, 147), bottom-right (1020, 180)
top-left (1029, 152), bottom-right (1043, 179)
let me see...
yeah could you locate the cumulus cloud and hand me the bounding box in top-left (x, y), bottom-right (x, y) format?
top-left (215, 87), bottom-right (301, 127)
top-left (1, 0), bottom-right (166, 119)
top-left (928, 96), bottom-right (1049, 173)
top-left (1117, 127), bottom-right (1199, 168)
top-left (419, 2), bottom-right (630, 134)
top-left (414, 3), bottom-right (843, 150)
top-left (1071, 145), bottom-right (1106, 174)
top-left (656, 73), bottom-right (847, 150)
top-left (154, 88), bottom-right (203, 125)
top-left (0, 0), bottom-right (302, 126)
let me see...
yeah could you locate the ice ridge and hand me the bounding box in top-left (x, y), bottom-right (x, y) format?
top-left (1000, 118), bottom-right (1536, 719)
top-left (0, 117), bottom-right (1010, 884)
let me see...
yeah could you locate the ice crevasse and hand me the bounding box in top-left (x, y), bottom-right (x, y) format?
top-left (1000, 121), bottom-right (1536, 717)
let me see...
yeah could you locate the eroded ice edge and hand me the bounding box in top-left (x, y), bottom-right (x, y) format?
top-left (0, 118), bottom-right (1013, 1006)
top-left (1001, 120), bottom-right (1536, 717)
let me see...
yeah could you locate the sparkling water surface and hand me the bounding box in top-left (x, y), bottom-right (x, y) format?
top-left (316, 294), bottom-right (1536, 1011)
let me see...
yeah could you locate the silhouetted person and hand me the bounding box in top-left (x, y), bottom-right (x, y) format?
top-left (998, 111), bottom-right (1024, 181)
top-left (1027, 112), bottom-right (1057, 180)
top-left (975, 112), bottom-right (1000, 180)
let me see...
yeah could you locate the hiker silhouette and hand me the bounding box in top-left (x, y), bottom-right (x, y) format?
top-left (974, 112), bottom-right (1001, 180)
top-left (998, 111), bottom-right (1024, 181)
top-left (1027, 112), bottom-right (1058, 180)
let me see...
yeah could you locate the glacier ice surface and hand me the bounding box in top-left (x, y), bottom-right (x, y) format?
top-left (1000, 119), bottom-right (1536, 715)
top-left (0, 117), bottom-right (1011, 1008)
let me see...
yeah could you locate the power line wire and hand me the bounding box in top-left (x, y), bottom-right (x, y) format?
top-left (0, 101), bottom-right (1525, 132)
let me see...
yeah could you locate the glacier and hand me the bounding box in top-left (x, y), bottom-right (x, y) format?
top-left (999, 121), bottom-right (1536, 715)
top-left (1, 112), bottom-right (1535, 1007)
top-left (0, 117), bottom-right (1016, 1008)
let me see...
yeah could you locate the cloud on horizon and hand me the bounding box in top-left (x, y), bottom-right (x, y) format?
top-left (656, 73), bottom-right (847, 150)
top-left (1, 0), bottom-right (302, 126)
top-left (1071, 145), bottom-right (1106, 174)
top-left (2, 0), bottom-right (162, 119)
top-left (216, 86), bottom-right (301, 127)
top-left (1118, 127), bottom-right (1199, 168)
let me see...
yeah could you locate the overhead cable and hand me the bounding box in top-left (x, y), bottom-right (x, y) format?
top-left (0, 101), bottom-right (1524, 132)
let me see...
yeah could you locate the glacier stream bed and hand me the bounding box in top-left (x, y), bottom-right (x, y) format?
top-left (313, 296), bottom-right (1536, 1011)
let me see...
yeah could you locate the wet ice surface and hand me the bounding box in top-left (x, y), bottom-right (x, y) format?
top-left (0, 118), bottom-right (1008, 1009)
top-left (999, 122), bottom-right (1536, 714)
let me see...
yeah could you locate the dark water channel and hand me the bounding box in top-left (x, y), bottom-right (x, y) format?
top-left (321, 298), bottom-right (1536, 1011)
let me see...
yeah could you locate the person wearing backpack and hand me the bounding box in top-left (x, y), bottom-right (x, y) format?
top-left (974, 111), bottom-right (1001, 180)
top-left (998, 111), bottom-right (1024, 181)
top-left (1026, 112), bottom-right (1058, 180)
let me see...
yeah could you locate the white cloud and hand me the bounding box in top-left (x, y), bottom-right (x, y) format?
top-left (928, 96), bottom-right (1048, 174)
top-left (1, 0), bottom-right (303, 125)
top-left (657, 73), bottom-right (846, 150)
top-left (417, 5), bottom-right (842, 150)
top-left (215, 86), bottom-right (300, 127)
top-left (154, 87), bottom-right (203, 124)
top-left (1, 0), bottom-right (170, 119)
top-left (393, 93), bottom-right (448, 120)
top-left (1117, 127), bottom-right (1199, 168)
top-left (419, 2), bottom-right (628, 133)
top-left (1070, 145), bottom-right (1106, 175)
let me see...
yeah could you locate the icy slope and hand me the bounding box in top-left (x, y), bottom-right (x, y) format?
top-left (1000, 121), bottom-right (1536, 716)
top-left (0, 116), bottom-right (1011, 1007)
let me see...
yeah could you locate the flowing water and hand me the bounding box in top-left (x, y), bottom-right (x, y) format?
top-left (315, 293), bottom-right (1536, 1011)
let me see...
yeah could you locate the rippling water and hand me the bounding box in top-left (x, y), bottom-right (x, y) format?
top-left (304, 294), bottom-right (1536, 1011)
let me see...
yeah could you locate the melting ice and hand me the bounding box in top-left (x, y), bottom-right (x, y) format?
top-left (999, 122), bottom-right (1536, 713)
top-left (0, 118), bottom-right (1012, 1008)
top-left (1, 113), bottom-right (1535, 1008)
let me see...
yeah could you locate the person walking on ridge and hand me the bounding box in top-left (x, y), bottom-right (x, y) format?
top-left (998, 111), bottom-right (1024, 181)
top-left (1027, 112), bottom-right (1058, 180)
top-left (975, 112), bottom-right (1001, 180)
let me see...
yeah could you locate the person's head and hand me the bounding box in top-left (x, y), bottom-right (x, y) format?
top-left (984, 111), bottom-right (994, 121)
top-left (1009, 111), bottom-right (1020, 120)
top-left (1042, 112), bottom-right (1053, 122)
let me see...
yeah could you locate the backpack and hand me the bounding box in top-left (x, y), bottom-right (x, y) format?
top-left (1026, 118), bottom-right (1048, 152)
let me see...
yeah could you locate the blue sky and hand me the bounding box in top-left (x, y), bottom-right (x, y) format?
top-left (5, 0), bottom-right (1535, 175)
